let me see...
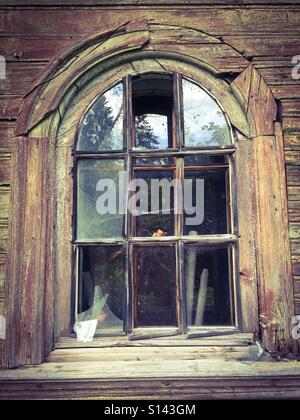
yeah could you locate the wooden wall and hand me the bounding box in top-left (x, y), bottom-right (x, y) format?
top-left (0, 1), bottom-right (299, 324)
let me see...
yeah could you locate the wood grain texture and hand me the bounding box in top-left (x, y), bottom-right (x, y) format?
top-left (1, 8), bottom-right (300, 37)
top-left (4, 137), bottom-right (52, 367)
top-left (234, 134), bottom-right (258, 332)
top-left (0, 358), bottom-right (300, 400)
top-left (2, 0), bottom-right (300, 5)
top-left (232, 64), bottom-right (277, 137)
top-left (0, 123), bottom-right (15, 153)
top-left (253, 125), bottom-right (294, 353)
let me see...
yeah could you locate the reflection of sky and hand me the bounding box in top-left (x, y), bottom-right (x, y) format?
top-left (183, 79), bottom-right (230, 145)
top-left (143, 114), bottom-right (168, 148)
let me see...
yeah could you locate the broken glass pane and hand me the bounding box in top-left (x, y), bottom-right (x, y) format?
top-left (77, 159), bottom-right (125, 240)
top-left (132, 74), bottom-right (173, 149)
top-left (77, 246), bottom-right (124, 333)
top-left (184, 245), bottom-right (233, 326)
top-left (77, 83), bottom-right (124, 151)
top-left (183, 78), bottom-right (231, 148)
top-left (134, 245), bottom-right (177, 327)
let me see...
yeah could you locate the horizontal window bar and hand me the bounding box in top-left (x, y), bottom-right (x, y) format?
top-left (73, 234), bottom-right (238, 246)
top-left (73, 147), bottom-right (236, 159)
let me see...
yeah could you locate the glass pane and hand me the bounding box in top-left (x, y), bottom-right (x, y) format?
top-left (77, 159), bottom-right (124, 240)
top-left (183, 169), bottom-right (228, 235)
top-left (183, 78), bottom-right (231, 148)
top-left (184, 246), bottom-right (233, 326)
top-left (132, 74), bottom-right (173, 149)
top-left (184, 155), bottom-right (226, 166)
top-left (77, 246), bottom-right (124, 333)
top-left (133, 170), bottom-right (175, 237)
top-left (77, 83), bottom-right (123, 151)
top-left (134, 245), bottom-right (177, 327)
top-left (135, 114), bottom-right (169, 149)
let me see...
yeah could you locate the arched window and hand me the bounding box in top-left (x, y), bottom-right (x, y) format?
top-left (73, 73), bottom-right (237, 337)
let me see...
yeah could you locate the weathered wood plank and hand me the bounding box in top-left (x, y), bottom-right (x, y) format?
top-left (253, 127), bottom-right (294, 353)
top-left (283, 118), bottom-right (300, 132)
top-left (0, 62), bottom-right (46, 95)
top-left (0, 36), bottom-right (81, 62)
top-left (287, 166), bottom-right (300, 186)
top-left (0, 155), bottom-right (11, 185)
top-left (291, 240), bottom-right (300, 255)
top-left (0, 254), bottom-right (6, 315)
top-left (5, 137), bottom-right (50, 367)
top-left (288, 187), bottom-right (300, 202)
top-left (285, 151), bottom-right (300, 166)
top-left (290, 223), bottom-right (300, 240)
top-left (271, 85), bottom-right (300, 100)
top-left (232, 64), bottom-right (277, 137)
top-left (1, 359), bottom-right (300, 381)
top-left (0, 124), bottom-right (15, 153)
top-left (281, 99), bottom-right (300, 117)
top-left (56, 334), bottom-right (254, 349)
top-left (0, 222), bottom-right (8, 254)
top-left (0, 96), bottom-right (22, 121)
top-left (258, 66), bottom-right (299, 87)
top-left (289, 202), bottom-right (300, 222)
top-left (0, 8), bottom-right (300, 37)
top-left (293, 263), bottom-right (300, 276)
top-left (47, 345), bottom-right (263, 363)
top-left (0, 186), bottom-right (10, 220)
top-left (2, 0), bottom-right (300, 5)
top-left (223, 35), bottom-right (300, 59)
top-left (294, 281), bottom-right (300, 295)
top-left (235, 134), bottom-right (258, 332)
top-left (284, 133), bottom-right (300, 149)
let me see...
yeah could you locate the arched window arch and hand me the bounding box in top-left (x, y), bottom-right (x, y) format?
top-left (73, 72), bottom-right (238, 337)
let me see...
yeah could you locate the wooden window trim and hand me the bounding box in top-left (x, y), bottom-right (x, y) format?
top-left (3, 23), bottom-right (294, 367)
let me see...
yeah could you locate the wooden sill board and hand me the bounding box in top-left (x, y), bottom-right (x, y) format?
top-left (0, 359), bottom-right (300, 399)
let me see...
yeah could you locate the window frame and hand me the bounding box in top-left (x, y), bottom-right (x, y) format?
top-left (72, 72), bottom-right (240, 339)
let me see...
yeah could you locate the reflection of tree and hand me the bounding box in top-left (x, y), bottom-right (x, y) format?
top-left (136, 115), bottom-right (160, 149)
top-left (79, 87), bottom-right (123, 151)
top-left (201, 121), bottom-right (229, 146)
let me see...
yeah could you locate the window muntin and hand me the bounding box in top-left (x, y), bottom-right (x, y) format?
top-left (74, 72), bottom-right (236, 337)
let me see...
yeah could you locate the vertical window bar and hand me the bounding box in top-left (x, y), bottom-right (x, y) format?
top-left (174, 74), bottom-right (185, 332)
top-left (177, 240), bottom-right (187, 333)
top-left (124, 75), bottom-right (133, 334)
top-left (124, 75), bottom-right (133, 150)
top-left (173, 73), bottom-right (184, 149)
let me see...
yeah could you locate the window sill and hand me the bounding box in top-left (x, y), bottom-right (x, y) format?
top-left (0, 355), bottom-right (299, 400)
top-left (56, 332), bottom-right (251, 349)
